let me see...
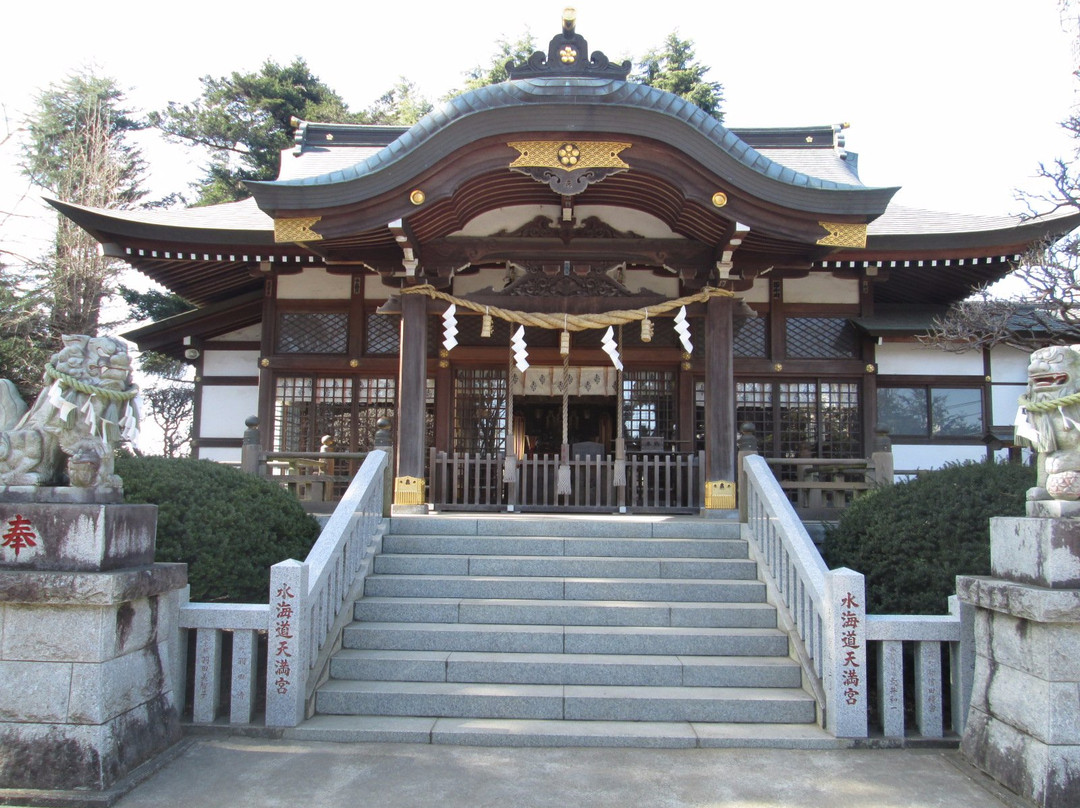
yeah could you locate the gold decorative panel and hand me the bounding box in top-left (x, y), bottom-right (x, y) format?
top-left (274, 217), bottom-right (323, 243)
top-left (394, 476), bottom-right (426, 506)
top-left (817, 222), bottom-right (867, 249)
top-left (705, 480), bottom-right (736, 510)
top-left (508, 141), bottom-right (631, 172)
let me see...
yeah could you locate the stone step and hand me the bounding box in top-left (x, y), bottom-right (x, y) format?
top-left (363, 575), bottom-right (767, 603)
top-left (342, 622), bottom-right (791, 656)
top-left (372, 554), bottom-right (759, 580)
top-left (382, 534), bottom-right (749, 559)
top-left (388, 515), bottom-right (742, 540)
top-left (353, 597), bottom-right (777, 628)
top-left (288, 715), bottom-right (839, 749)
top-left (315, 681), bottom-right (816, 724)
top-left (329, 649), bottom-right (804, 688)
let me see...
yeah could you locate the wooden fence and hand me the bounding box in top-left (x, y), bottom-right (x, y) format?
top-left (428, 450), bottom-right (705, 513)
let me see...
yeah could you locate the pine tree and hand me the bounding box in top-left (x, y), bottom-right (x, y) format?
top-left (633, 33), bottom-right (724, 121)
top-left (20, 70), bottom-right (146, 345)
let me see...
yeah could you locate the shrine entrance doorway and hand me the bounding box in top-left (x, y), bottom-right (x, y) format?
top-left (517, 397), bottom-right (615, 457)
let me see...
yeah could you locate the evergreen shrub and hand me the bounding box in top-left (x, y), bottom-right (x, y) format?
top-left (116, 455), bottom-right (321, 602)
top-left (823, 461), bottom-right (1034, 614)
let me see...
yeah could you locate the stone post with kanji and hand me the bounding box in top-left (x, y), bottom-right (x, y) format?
top-left (823, 567), bottom-right (867, 738)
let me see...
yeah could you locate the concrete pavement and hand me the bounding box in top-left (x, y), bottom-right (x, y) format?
top-left (108, 737), bottom-right (1027, 808)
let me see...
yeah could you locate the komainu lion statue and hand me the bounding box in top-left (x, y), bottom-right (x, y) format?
top-left (0, 335), bottom-right (139, 489)
top-left (1015, 344), bottom-right (1080, 501)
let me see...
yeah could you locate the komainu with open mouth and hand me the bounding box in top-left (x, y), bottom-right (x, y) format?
top-left (0, 335), bottom-right (139, 490)
top-left (1015, 345), bottom-right (1080, 501)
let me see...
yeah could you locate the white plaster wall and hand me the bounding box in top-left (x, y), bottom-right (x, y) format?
top-left (202, 350), bottom-right (260, 377)
top-left (574, 206), bottom-right (679, 238)
top-left (215, 323), bottom-right (262, 341)
top-left (198, 386), bottom-right (260, 439)
top-left (784, 275), bottom-right (858, 305)
top-left (626, 271), bottom-right (679, 297)
top-left (456, 205), bottom-right (560, 236)
top-left (992, 384), bottom-right (1027, 427)
top-left (453, 268), bottom-right (511, 296)
top-left (277, 268), bottom-right (350, 300)
top-left (364, 274), bottom-right (390, 302)
top-left (891, 443), bottom-right (987, 473)
top-left (877, 343), bottom-right (983, 376)
top-left (454, 204), bottom-right (679, 239)
top-left (738, 279), bottom-right (769, 304)
top-left (990, 345), bottom-right (1031, 381)
top-left (197, 447), bottom-right (242, 464)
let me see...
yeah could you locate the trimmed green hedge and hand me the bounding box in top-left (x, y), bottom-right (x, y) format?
top-left (117, 455), bottom-right (321, 602)
top-left (823, 461), bottom-right (1033, 614)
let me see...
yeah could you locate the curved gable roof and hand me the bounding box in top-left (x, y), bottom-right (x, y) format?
top-left (247, 77), bottom-right (898, 219)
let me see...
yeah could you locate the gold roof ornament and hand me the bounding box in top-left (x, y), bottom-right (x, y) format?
top-left (817, 222), bottom-right (867, 249)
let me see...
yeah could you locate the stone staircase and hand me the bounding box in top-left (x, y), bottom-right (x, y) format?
top-left (291, 514), bottom-right (836, 748)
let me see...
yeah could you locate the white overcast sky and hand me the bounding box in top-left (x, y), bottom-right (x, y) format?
top-left (1, 0), bottom-right (1077, 265)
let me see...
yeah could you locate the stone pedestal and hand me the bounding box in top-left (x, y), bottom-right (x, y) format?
top-left (958, 516), bottom-right (1080, 808)
top-left (0, 500), bottom-right (186, 797)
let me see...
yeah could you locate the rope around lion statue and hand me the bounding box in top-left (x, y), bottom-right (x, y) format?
top-left (44, 363), bottom-right (140, 402)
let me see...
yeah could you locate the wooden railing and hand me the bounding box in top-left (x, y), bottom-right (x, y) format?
top-left (760, 456), bottom-right (892, 520)
top-left (177, 450), bottom-right (389, 727)
top-left (428, 450), bottom-right (705, 513)
top-left (742, 453), bottom-right (974, 739)
top-left (239, 416), bottom-right (394, 514)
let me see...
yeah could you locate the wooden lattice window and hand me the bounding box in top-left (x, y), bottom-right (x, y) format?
top-left (785, 317), bottom-right (858, 359)
top-left (276, 312), bottom-right (348, 354)
top-left (623, 370), bottom-right (675, 443)
top-left (733, 316), bottom-right (767, 357)
top-left (453, 368), bottom-right (507, 454)
top-left (734, 379), bottom-right (861, 459)
top-left (365, 312), bottom-right (399, 355)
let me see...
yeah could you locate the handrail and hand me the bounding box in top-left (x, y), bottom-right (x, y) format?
top-left (742, 453), bottom-right (974, 740)
top-left (266, 449), bottom-right (388, 726)
top-left (178, 451), bottom-right (389, 728)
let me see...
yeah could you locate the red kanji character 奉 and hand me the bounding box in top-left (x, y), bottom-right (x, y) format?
top-left (2, 515), bottom-right (37, 558)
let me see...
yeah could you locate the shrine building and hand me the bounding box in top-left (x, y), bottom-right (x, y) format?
top-left (52, 14), bottom-right (1080, 513)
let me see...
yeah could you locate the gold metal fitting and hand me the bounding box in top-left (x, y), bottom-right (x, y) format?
top-left (439, 348), bottom-right (449, 359)
top-left (259, 358), bottom-right (270, 368)
top-left (409, 189), bottom-right (426, 205)
top-left (773, 363), bottom-right (783, 372)
top-left (712, 192), bottom-right (728, 208)
top-left (350, 359), bottom-right (359, 368)
top-left (865, 364), bottom-right (875, 373)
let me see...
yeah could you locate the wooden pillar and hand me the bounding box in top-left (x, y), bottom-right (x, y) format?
top-left (394, 292), bottom-right (428, 508)
top-left (704, 296), bottom-right (736, 509)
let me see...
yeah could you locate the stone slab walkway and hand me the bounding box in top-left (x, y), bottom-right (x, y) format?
top-left (109, 737), bottom-right (1026, 808)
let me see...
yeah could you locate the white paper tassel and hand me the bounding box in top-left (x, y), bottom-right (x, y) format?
top-left (47, 380), bottom-right (77, 421)
top-left (601, 327), bottom-right (623, 371)
top-left (557, 462), bottom-right (572, 495)
top-left (442, 304), bottom-right (458, 352)
top-left (512, 326), bottom-right (530, 372)
top-left (674, 305), bottom-right (693, 353)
